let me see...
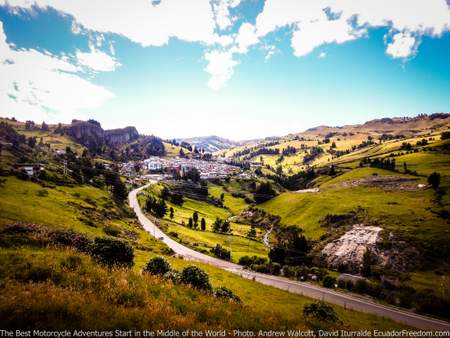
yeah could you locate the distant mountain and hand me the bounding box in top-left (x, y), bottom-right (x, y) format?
top-left (301, 113), bottom-right (450, 137)
top-left (177, 135), bottom-right (240, 152)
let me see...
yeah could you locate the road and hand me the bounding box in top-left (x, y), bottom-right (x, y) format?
top-left (129, 184), bottom-right (450, 331)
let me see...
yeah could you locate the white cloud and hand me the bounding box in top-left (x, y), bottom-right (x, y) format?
top-left (385, 31), bottom-right (417, 59)
top-left (319, 52), bottom-right (327, 59)
top-left (291, 18), bottom-right (362, 57)
top-left (235, 22), bottom-right (259, 53)
top-left (212, 0), bottom-right (241, 31)
top-left (0, 20), bottom-right (114, 122)
top-left (254, 0), bottom-right (450, 58)
top-left (76, 47), bottom-right (120, 72)
top-left (0, 0), bottom-right (218, 47)
top-left (204, 50), bottom-right (238, 90)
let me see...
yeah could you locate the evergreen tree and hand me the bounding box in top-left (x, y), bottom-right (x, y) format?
top-left (169, 207), bottom-right (174, 219)
top-left (193, 211), bottom-right (199, 227)
top-left (201, 218), bottom-right (206, 231)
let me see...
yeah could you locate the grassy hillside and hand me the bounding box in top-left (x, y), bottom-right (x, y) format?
top-left (139, 183), bottom-right (268, 262)
top-left (0, 237), bottom-right (407, 330)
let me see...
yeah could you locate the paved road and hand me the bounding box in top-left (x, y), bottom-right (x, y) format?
top-left (129, 184), bottom-right (450, 331)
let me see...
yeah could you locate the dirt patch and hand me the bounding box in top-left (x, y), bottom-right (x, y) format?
top-left (339, 175), bottom-right (424, 191)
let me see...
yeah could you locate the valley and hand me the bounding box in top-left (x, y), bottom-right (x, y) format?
top-left (0, 114), bottom-right (449, 331)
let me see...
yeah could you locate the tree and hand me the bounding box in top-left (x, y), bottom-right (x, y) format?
top-left (322, 275), bottom-right (336, 288)
top-left (188, 217), bottom-right (193, 228)
top-left (253, 182), bottom-right (277, 203)
top-left (268, 247), bottom-right (286, 265)
top-left (180, 266), bottom-right (212, 290)
top-left (144, 256), bottom-right (171, 276)
top-left (303, 302), bottom-right (339, 322)
top-left (91, 237), bottom-right (134, 268)
top-left (193, 211), bottom-right (199, 227)
top-left (41, 121), bottom-right (49, 131)
top-left (112, 175), bottom-right (127, 202)
top-left (213, 218), bottom-right (222, 233)
top-left (247, 225), bottom-right (256, 239)
top-left (169, 207), bottom-right (174, 219)
top-left (200, 218), bottom-right (206, 231)
top-left (210, 244), bottom-right (231, 261)
top-left (428, 172), bottom-right (441, 190)
top-left (403, 162), bottom-right (408, 174)
top-left (221, 220), bottom-right (230, 233)
top-left (220, 192), bottom-right (225, 202)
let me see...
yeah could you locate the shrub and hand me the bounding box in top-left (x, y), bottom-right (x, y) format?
top-left (303, 302), bottom-right (339, 322)
top-left (163, 270), bottom-right (182, 284)
top-left (90, 237), bottom-right (134, 268)
top-left (210, 244), bottom-right (231, 261)
top-left (268, 262), bottom-right (282, 276)
top-left (214, 287), bottom-right (241, 303)
top-left (49, 229), bottom-right (92, 253)
top-left (143, 257), bottom-right (171, 276)
top-left (103, 225), bottom-right (120, 237)
top-left (322, 275), bottom-right (336, 288)
top-left (180, 266), bottom-right (212, 291)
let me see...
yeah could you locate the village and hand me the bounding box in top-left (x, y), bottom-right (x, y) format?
top-left (120, 156), bottom-right (250, 181)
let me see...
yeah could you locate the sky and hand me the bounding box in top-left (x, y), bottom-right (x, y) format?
top-left (0, 0), bottom-right (449, 140)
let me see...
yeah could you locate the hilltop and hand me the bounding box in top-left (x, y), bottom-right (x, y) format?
top-left (177, 135), bottom-right (240, 152)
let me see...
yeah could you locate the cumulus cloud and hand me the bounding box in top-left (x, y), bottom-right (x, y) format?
top-left (235, 22), bottom-right (259, 53)
top-left (319, 52), bottom-right (327, 59)
top-left (291, 18), bottom-right (363, 57)
top-left (0, 0), bottom-right (218, 46)
top-left (204, 50), bottom-right (238, 90)
top-left (76, 47), bottom-right (120, 72)
top-left (385, 32), bottom-right (417, 59)
top-left (2, 0), bottom-right (449, 91)
top-left (212, 0), bottom-right (240, 31)
top-left (0, 20), bottom-right (114, 122)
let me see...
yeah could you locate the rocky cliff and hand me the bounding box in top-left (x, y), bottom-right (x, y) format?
top-left (63, 120), bottom-right (139, 151)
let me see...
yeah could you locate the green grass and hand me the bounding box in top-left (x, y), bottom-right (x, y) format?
top-left (164, 221), bottom-right (268, 262)
top-left (134, 249), bottom-right (408, 331)
top-left (0, 177), bottom-right (166, 251)
top-left (0, 242), bottom-right (408, 331)
top-left (141, 185), bottom-right (268, 261)
top-left (260, 167), bottom-right (447, 241)
top-left (208, 183), bottom-right (249, 214)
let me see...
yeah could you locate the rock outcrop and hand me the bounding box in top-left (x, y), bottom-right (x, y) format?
top-left (63, 119), bottom-right (139, 151)
top-left (322, 224), bottom-right (383, 273)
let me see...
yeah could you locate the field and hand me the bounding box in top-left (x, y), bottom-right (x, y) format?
top-left (140, 183), bottom-right (268, 262)
top-left (0, 177), bottom-right (166, 251)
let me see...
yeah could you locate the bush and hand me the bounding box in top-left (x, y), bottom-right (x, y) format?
top-left (322, 275), bottom-right (336, 288)
top-left (180, 266), bottom-right (212, 290)
top-left (143, 257), bottom-right (171, 276)
top-left (49, 229), bottom-right (92, 253)
top-left (214, 287), bottom-right (241, 303)
top-left (239, 255), bottom-right (267, 267)
top-left (210, 244), bottom-right (231, 261)
top-left (90, 237), bottom-right (134, 268)
top-left (103, 225), bottom-right (120, 237)
top-left (303, 302), bottom-right (339, 322)
top-left (163, 270), bottom-right (182, 284)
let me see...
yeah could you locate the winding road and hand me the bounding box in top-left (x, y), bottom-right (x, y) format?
top-left (129, 184), bottom-right (450, 331)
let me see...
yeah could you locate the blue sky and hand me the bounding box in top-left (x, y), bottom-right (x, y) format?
top-left (0, 0), bottom-right (449, 140)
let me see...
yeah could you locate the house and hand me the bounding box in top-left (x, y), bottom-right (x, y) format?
top-left (15, 163), bottom-right (45, 177)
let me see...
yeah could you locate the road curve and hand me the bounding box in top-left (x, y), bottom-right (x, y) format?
top-left (129, 184), bottom-right (450, 331)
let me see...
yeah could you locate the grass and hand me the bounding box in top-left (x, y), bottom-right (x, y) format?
top-left (208, 183), bottom-right (249, 214)
top-left (0, 176), bottom-right (166, 251)
top-left (140, 184), bottom-right (268, 261)
top-left (0, 242), bottom-right (409, 331)
top-left (260, 167), bottom-right (447, 241)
